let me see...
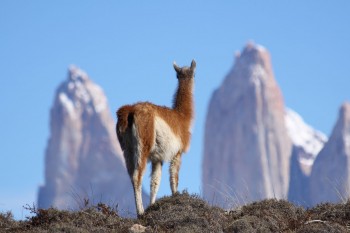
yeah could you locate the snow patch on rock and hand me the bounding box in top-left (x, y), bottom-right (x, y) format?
top-left (59, 92), bottom-right (76, 118)
top-left (285, 108), bottom-right (327, 160)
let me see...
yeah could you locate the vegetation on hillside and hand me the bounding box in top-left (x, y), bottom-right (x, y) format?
top-left (1, 191), bottom-right (350, 232)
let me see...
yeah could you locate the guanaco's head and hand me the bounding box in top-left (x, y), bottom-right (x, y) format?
top-left (173, 60), bottom-right (196, 80)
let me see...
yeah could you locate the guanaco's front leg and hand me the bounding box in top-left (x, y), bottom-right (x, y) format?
top-left (170, 152), bottom-right (182, 194)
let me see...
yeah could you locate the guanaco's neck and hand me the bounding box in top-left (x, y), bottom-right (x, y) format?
top-left (172, 79), bottom-right (194, 119)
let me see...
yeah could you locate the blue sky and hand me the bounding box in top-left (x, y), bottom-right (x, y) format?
top-left (1, 1), bottom-right (350, 219)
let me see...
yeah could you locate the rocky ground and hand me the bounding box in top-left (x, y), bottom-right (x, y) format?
top-left (1, 192), bottom-right (350, 232)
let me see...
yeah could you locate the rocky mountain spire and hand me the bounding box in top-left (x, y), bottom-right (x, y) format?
top-left (202, 43), bottom-right (292, 207)
top-left (38, 66), bottom-right (147, 214)
top-left (309, 102), bottom-right (350, 205)
top-left (285, 108), bottom-right (327, 206)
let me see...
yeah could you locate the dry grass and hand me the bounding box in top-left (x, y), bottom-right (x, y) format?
top-left (1, 192), bottom-right (350, 232)
top-left (1, 203), bottom-right (135, 232)
top-left (140, 191), bottom-right (226, 232)
top-left (225, 199), bottom-right (305, 232)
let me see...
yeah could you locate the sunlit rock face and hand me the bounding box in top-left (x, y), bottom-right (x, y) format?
top-left (202, 43), bottom-right (292, 207)
top-left (309, 102), bottom-right (350, 205)
top-left (38, 66), bottom-right (148, 215)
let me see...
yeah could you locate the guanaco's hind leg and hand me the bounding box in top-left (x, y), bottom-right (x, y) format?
top-left (132, 153), bottom-right (148, 216)
top-left (131, 105), bottom-right (155, 216)
top-left (150, 161), bottom-right (162, 204)
top-left (170, 152), bottom-right (182, 195)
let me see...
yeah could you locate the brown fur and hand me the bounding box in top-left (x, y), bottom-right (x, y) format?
top-left (116, 60), bottom-right (196, 216)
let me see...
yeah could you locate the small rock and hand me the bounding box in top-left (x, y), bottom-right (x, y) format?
top-left (129, 224), bottom-right (147, 233)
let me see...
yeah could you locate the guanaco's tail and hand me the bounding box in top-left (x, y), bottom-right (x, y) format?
top-left (116, 105), bottom-right (135, 133)
top-left (116, 105), bottom-right (135, 150)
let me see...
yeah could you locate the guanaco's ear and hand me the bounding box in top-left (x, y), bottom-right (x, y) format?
top-left (173, 61), bottom-right (181, 73)
top-left (190, 59), bottom-right (196, 72)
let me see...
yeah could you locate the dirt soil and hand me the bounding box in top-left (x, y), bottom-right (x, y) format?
top-left (1, 191), bottom-right (350, 232)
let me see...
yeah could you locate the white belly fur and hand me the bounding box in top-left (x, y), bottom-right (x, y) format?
top-left (150, 116), bottom-right (182, 162)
